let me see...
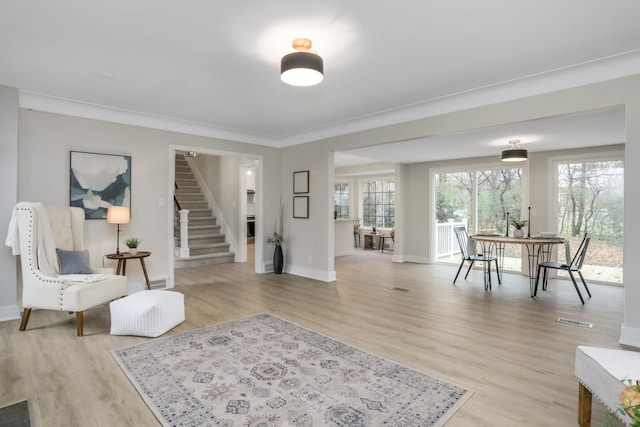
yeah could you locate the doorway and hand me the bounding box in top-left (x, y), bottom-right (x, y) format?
top-left (168, 144), bottom-right (264, 287)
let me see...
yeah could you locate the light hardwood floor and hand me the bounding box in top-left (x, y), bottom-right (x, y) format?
top-left (0, 247), bottom-right (628, 426)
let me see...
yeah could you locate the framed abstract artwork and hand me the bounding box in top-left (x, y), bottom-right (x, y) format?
top-left (70, 151), bottom-right (131, 219)
top-left (293, 170), bottom-right (309, 194)
top-left (293, 196), bottom-right (309, 219)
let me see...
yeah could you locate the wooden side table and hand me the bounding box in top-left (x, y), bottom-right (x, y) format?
top-left (106, 251), bottom-right (152, 290)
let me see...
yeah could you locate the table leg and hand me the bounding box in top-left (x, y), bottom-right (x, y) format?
top-left (525, 243), bottom-right (556, 297)
top-left (121, 259), bottom-right (127, 276)
top-left (139, 258), bottom-right (151, 290)
top-left (494, 242), bottom-right (504, 284)
top-left (116, 259), bottom-right (123, 275)
top-left (477, 240), bottom-right (493, 290)
top-left (538, 244), bottom-right (555, 291)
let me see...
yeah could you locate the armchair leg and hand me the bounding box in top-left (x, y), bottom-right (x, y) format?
top-left (76, 311), bottom-right (84, 336)
top-left (19, 308), bottom-right (32, 331)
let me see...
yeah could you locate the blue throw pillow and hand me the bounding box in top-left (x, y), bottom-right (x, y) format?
top-left (56, 248), bottom-right (92, 275)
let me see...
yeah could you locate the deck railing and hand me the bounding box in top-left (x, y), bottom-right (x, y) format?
top-left (436, 220), bottom-right (467, 258)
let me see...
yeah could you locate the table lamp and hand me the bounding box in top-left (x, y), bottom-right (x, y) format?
top-left (107, 206), bottom-right (130, 256)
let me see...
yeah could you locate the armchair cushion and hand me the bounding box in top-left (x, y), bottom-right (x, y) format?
top-left (56, 248), bottom-right (92, 274)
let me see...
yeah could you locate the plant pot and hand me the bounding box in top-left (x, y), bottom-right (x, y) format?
top-left (129, 248), bottom-right (138, 255)
top-left (513, 229), bottom-right (525, 238)
top-left (273, 245), bottom-right (283, 274)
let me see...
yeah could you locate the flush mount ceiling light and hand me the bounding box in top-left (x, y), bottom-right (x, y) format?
top-left (280, 38), bottom-right (324, 87)
top-left (501, 140), bottom-right (528, 162)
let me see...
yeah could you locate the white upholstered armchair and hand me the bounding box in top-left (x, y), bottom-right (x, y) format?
top-left (6, 203), bottom-right (128, 336)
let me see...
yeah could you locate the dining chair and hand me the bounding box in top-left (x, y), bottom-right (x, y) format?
top-left (534, 232), bottom-right (592, 304)
top-left (353, 223), bottom-right (361, 248)
top-left (453, 226), bottom-right (500, 290)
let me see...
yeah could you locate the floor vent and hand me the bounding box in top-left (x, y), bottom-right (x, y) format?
top-left (149, 277), bottom-right (168, 290)
top-left (390, 287), bottom-right (410, 292)
top-left (556, 318), bottom-right (593, 328)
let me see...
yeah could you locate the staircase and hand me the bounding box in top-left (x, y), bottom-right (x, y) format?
top-left (174, 154), bottom-right (235, 268)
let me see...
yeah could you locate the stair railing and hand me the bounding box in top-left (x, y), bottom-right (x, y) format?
top-left (174, 183), bottom-right (190, 258)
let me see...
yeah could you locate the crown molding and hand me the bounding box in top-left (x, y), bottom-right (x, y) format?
top-left (19, 50), bottom-right (640, 149)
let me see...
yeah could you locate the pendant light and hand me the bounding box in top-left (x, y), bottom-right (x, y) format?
top-left (280, 38), bottom-right (324, 87)
top-left (501, 140), bottom-right (528, 162)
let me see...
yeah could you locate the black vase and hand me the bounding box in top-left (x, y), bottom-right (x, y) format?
top-left (273, 245), bottom-right (283, 274)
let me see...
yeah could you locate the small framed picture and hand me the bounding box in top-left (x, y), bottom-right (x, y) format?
top-left (293, 170), bottom-right (309, 194)
top-left (293, 196), bottom-right (309, 219)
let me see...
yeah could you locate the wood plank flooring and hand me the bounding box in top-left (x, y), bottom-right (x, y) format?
top-left (0, 247), bottom-right (628, 426)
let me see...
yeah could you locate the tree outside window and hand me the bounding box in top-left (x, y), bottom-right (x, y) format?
top-left (362, 179), bottom-right (395, 228)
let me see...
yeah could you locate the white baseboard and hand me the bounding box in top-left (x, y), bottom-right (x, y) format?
top-left (0, 305), bottom-right (21, 322)
top-left (392, 254), bottom-right (430, 264)
top-left (620, 323), bottom-right (640, 349)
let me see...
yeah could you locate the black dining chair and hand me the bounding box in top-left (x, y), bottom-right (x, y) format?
top-left (453, 226), bottom-right (500, 290)
top-left (353, 223), bottom-right (361, 248)
top-left (534, 232), bottom-right (592, 304)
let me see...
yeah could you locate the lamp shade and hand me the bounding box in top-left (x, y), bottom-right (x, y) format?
top-left (501, 140), bottom-right (528, 162)
top-left (501, 148), bottom-right (528, 162)
top-left (107, 206), bottom-right (130, 224)
top-left (281, 51), bottom-right (324, 86)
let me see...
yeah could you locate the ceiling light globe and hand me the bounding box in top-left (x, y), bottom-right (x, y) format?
top-left (280, 52), bottom-right (324, 87)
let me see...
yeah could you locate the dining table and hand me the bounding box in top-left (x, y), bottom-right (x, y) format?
top-left (471, 234), bottom-right (565, 297)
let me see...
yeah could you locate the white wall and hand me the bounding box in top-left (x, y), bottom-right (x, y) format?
top-left (1, 108), bottom-right (280, 311)
top-left (0, 86), bottom-right (19, 321)
top-left (279, 142), bottom-right (336, 281)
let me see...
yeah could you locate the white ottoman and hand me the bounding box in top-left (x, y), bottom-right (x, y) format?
top-left (110, 290), bottom-right (185, 337)
top-left (575, 345), bottom-right (640, 426)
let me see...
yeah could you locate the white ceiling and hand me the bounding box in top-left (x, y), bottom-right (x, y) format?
top-left (335, 107), bottom-right (626, 168)
top-left (1, 1), bottom-right (638, 164)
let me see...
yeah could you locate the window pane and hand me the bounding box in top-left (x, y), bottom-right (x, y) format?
top-left (555, 160), bottom-right (624, 283)
top-left (361, 179), bottom-right (395, 228)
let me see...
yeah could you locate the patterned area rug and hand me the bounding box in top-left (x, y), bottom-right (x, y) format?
top-left (112, 313), bottom-right (472, 426)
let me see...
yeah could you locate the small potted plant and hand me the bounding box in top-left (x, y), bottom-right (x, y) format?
top-left (510, 218), bottom-right (528, 238)
top-left (372, 226), bottom-right (377, 234)
top-left (124, 237), bottom-right (141, 255)
top-left (604, 379), bottom-right (640, 426)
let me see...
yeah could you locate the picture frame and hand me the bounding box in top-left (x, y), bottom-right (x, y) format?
top-left (293, 196), bottom-right (309, 219)
top-left (293, 170), bottom-right (310, 194)
top-left (70, 151), bottom-right (131, 219)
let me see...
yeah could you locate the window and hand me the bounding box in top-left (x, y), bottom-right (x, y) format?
top-left (334, 183), bottom-right (350, 219)
top-left (362, 179), bottom-right (395, 228)
top-left (435, 166), bottom-right (523, 272)
top-left (435, 168), bottom-right (522, 234)
top-left (554, 157), bottom-right (624, 284)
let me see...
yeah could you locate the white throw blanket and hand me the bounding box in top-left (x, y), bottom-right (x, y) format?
top-left (5, 202), bottom-right (60, 277)
top-left (58, 274), bottom-right (106, 283)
